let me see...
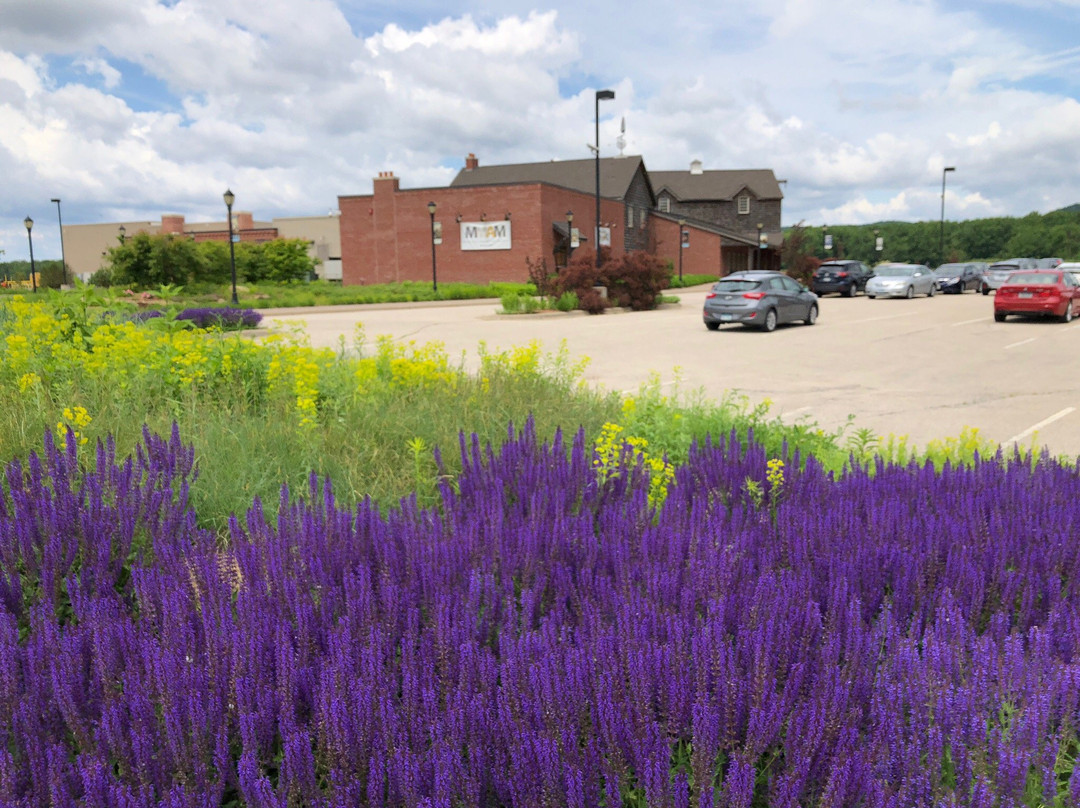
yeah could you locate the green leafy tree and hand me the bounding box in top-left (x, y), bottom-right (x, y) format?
top-left (259, 239), bottom-right (317, 282)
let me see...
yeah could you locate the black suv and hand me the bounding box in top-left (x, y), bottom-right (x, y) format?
top-left (811, 260), bottom-right (874, 297)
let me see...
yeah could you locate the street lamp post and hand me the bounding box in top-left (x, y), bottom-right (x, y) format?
top-left (51, 198), bottom-right (68, 286)
top-left (756, 223), bottom-right (764, 271)
top-left (223, 189), bottom-right (238, 305)
top-left (118, 224), bottom-right (126, 243)
top-left (427, 201), bottom-right (438, 292)
top-left (566, 210), bottom-right (574, 262)
top-left (678, 219), bottom-right (687, 282)
top-left (594, 88), bottom-right (615, 268)
top-left (940, 166), bottom-right (956, 266)
top-left (23, 216), bottom-right (37, 293)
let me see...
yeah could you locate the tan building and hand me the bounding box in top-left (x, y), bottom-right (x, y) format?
top-left (63, 212), bottom-right (342, 281)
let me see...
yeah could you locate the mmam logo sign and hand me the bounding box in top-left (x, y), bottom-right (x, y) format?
top-left (460, 221), bottom-right (512, 251)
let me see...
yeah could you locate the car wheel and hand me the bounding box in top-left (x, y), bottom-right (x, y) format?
top-left (705, 321), bottom-right (721, 331)
top-left (905, 286), bottom-right (914, 299)
top-left (762, 308), bottom-right (778, 332)
top-left (982, 285), bottom-right (990, 295)
top-left (805, 304), bottom-right (818, 325)
top-left (867, 294), bottom-right (876, 299)
top-left (1062, 302), bottom-right (1074, 324)
top-left (845, 283), bottom-right (857, 298)
top-left (994, 311), bottom-right (1007, 323)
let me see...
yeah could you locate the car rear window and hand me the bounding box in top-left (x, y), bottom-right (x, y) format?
top-left (1006, 272), bottom-right (1059, 285)
top-left (713, 279), bottom-right (762, 292)
top-left (874, 266), bottom-right (915, 277)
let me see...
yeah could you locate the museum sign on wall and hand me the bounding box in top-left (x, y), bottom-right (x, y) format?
top-left (460, 221), bottom-right (512, 251)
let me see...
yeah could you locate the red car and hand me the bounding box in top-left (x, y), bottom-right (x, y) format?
top-left (994, 270), bottom-right (1080, 323)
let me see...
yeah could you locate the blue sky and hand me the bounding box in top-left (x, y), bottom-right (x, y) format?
top-left (2, 0), bottom-right (1079, 260)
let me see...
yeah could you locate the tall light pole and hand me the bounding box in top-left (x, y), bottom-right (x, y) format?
top-left (427, 201), bottom-right (438, 292)
top-left (23, 217), bottom-right (37, 293)
top-left (940, 166), bottom-right (955, 266)
top-left (756, 222), bottom-right (764, 271)
top-left (594, 88), bottom-right (615, 268)
top-left (566, 210), bottom-right (574, 262)
top-left (224, 189), bottom-right (238, 305)
top-left (678, 218), bottom-right (687, 282)
top-left (50, 198), bottom-right (68, 286)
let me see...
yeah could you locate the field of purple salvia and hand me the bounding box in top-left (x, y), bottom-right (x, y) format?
top-left (2, 422), bottom-right (1079, 807)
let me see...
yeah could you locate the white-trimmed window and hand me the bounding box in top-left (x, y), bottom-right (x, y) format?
top-left (640, 208), bottom-right (646, 227)
top-left (658, 197), bottom-right (670, 213)
top-left (738, 195), bottom-right (751, 215)
top-left (627, 206), bottom-right (634, 228)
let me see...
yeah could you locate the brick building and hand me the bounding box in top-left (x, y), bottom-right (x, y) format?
top-left (651, 160), bottom-right (784, 272)
top-left (338, 153), bottom-right (777, 286)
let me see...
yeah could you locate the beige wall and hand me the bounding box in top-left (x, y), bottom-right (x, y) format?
top-left (63, 221), bottom-right (159, 280)
top-left (62, 212), bottom-right (343, 282)
top-left (273, 213), bottom-right (341, 279)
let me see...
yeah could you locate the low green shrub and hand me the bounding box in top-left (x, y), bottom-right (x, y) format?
top-left (553, 291), bottom-right (578, 312)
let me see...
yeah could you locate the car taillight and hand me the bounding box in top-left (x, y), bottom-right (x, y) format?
top-left (705, 292), bottom-right (717, 299)
top-left (742, 292), bottom-right (766, 300)
top-left (837, 271), bottom-right (848, 278)
top-left (1037, 289), bottom-right (1055, 298)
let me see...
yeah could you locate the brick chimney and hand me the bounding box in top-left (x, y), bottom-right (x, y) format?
top-left (236, 212), bottom-right (254, 231)
top-left (374, 170), bottom-right (400, 193)
top-left (161, 214), bottom-right (185, 234)
top-left (464, 153), bottom-right (479, 171)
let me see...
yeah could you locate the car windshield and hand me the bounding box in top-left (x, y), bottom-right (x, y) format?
top-left (713, 279), bottom-right (761, 292)
top-left (1006, 272), bottom-right (1059, 285)
top-left (817, 265), bottom-right (847, 272)
top-left (875, 266), bottom-right (916, 277)
top-left (933, 264), bottom-right (965, 276)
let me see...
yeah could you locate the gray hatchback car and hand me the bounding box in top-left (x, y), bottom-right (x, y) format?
top-left (703, 271), bottom-right (819, 332)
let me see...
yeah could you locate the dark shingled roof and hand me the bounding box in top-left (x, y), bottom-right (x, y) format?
top-left (650, 169), bottom-right (783, 202)
top-left (451, 156), bottom-right (651, 201)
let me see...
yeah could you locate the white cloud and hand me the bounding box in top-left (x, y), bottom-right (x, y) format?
top-left (1, 0), bottom-right (1079, 261)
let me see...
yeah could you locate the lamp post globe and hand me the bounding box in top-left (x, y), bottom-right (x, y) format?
top-left (23, 216), bottom-right (37, 293)
top-left (594, 88), bottom-right (615, 268)
top-left (224, 189), bottom-right (238, 305)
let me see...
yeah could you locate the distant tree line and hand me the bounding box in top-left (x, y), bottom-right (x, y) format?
top-left (0, 260), bottom-right (67, 289)
top-left (783, 206), bottom-right (1080, 270)
top-left (94, 233), bottom-right (319, 289)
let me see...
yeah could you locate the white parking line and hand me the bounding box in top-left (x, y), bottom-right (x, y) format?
top-left (780, 406), bottom-right (812, 422)
top-left (1004, 337), bottom-right (1037, 350)
top-left (1005, 408), bottom-right (1076, 444)
top-left (951, 317), bottom-right (987, 327)
top-left (847, 312), bottom-right (920, 325)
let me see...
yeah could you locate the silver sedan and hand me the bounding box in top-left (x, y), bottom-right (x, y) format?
top-left (865, 264), bottom-right (937, 299)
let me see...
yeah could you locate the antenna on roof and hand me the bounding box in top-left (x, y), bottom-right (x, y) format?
top-left (616, 117), bottom-right (626, 157)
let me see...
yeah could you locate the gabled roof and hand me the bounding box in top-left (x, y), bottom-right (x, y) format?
top-left (451, 156), bottom-right (653, 202)
top-left (653, 212), bottom-right (771, 248)
top-left (651, 169), bottom-right (783, 202)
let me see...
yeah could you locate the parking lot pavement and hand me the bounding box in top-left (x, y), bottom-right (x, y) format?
top-left (262, 290), bottom-right (1080, 459)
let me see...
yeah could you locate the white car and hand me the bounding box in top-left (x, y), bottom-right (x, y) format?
top-left (866, 264), bottom-right (937, 298)
top-left (1059, 262), bottom-right (1080, 286)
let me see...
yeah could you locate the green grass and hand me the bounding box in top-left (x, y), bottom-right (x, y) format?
top-left (0, 294), bottom-right (1059, 537)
